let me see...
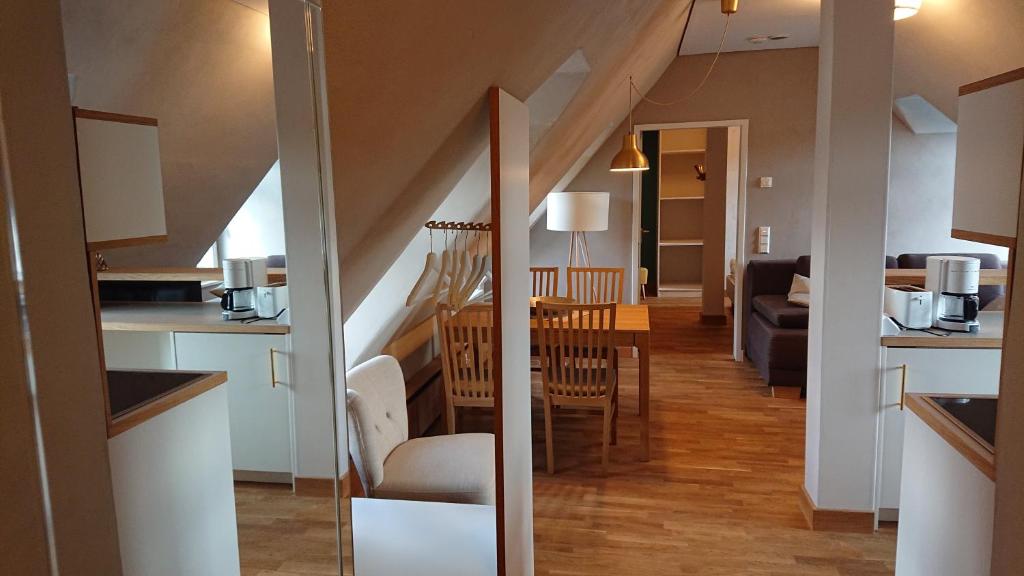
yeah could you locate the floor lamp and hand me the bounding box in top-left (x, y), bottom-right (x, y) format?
top-left (547, 192), bottom-right (610, 268)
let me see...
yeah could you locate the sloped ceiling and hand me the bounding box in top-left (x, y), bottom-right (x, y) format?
top-left (323, 0), bottom-right (691, 315)
top-left (61, 0), bottom-right (278, 266)
top-left (893, 0), bottom-right (1024, 122)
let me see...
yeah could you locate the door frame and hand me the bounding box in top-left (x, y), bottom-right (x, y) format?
top-left (631, 119), bottom-right (750, 361)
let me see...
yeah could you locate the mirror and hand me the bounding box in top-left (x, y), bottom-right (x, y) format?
top-left (64, 0), bottom-right (347, 574)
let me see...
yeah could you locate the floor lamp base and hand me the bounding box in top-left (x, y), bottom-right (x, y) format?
top-left (566, 231), bottom-right (592, 268)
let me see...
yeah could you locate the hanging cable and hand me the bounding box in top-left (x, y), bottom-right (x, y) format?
top-left (633, 12), bottom-right (732, 108)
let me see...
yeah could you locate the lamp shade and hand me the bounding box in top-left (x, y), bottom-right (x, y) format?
top-left (547, 192), bottom-right (610, 232)
top-left (894, 0), bottom-right (921, 20)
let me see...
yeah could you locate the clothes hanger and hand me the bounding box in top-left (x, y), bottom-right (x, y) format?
top-left (430, 229), bottom-right (452, 302)
top-left (457, 230), bottom-right (488, 307)
top-left (448, 230), bottom-right (470, 306)
top-left (406, 228), bottom-right (441, 306)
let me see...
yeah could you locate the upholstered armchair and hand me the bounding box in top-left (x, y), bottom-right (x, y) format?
top-left (345, 355), bottom-right (495, 505)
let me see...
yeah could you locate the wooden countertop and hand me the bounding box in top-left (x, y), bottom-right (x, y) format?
top-left (98, 266), bottom-right (287, 284)
top-left (101, 301), bottom-right (290, 334)
top-left (108, 369), bottom-right (227, 438)
top-left (884, 268), bottom-right (1007, 286)
top-left (881, 311), bottom-right (1003, 348)
top-left (906, 393), bottom-right (996, 481)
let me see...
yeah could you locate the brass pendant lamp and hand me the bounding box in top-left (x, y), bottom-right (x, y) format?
top-left (610, 0), bottom-right (740, 173)
top-left (609, 75), bottom-right (649, 173)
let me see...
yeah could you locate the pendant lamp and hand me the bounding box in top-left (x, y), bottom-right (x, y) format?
top-left (609, 75), bottom-right (650, 172)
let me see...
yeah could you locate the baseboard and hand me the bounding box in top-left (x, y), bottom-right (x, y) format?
top-left (799, 486), bottom-right (875, 533)
top-left (877, 507), bottom-right (899, 523)
top-left (295, 474), bottom-right (359, 497)
top-left (770, 386), bottom-right (802, 400)
top-left (233, 470), bottom-right (292, 484)
top-left (699, 313), bottom-right (727, 325)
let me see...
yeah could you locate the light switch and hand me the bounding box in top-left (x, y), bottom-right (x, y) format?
top-left (759, 176), bottom-right (773, 189)
top-left (756, 226), bottom-right (771, 254)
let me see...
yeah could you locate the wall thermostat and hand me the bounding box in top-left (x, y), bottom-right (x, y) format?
top-left (759, 176), bottom-right (773, 189)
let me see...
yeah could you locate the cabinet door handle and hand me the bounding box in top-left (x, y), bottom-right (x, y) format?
top-left (898, 364), bottom-right (908, 411)
top-left (269, 347), bottom-right (282, 388)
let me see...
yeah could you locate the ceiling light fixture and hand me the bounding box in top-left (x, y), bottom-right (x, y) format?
top-left (894, 0), bottom-right (922, 20)
top-left (610, 0), bottom-right (740, 173)
top-left (609, 75), bottom-right (649, 172)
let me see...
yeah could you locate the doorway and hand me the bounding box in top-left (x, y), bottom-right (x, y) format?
top-left (631, 120), bottom-right (748, 360)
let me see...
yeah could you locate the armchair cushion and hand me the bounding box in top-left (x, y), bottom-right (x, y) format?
top-left (375, 433), bottom-right (496, 505)
top-left (752, 294), bottom-right (810, 329)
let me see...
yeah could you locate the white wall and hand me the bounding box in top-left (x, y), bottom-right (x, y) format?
top-left (887, 121), bottom-right (1010, 260)
top-left (343, 150), bottom-right (490, 370)
top-left (220, 161), bottom-right (288, 260)
top-left (531, 48), bottom-right (820, 300)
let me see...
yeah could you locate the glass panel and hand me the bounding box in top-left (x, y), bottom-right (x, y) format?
top-left (61, 0), bottom-right (347, 573)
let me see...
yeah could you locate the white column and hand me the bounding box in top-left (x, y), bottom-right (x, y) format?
top-left (269, 0), bottom-right (343, 480)
top-left (805, 0), bottom-right (894, 512)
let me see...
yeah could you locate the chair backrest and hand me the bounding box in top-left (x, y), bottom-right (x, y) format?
top-left (567, 267), bottom-right (624, 304)
top-left (535, 302), bottom-right (617, 399)
top-left (345, 355), bottom-right (409, 495)
top-left (436, 303), bottom-right (496, 406)
top-left (530, 266), bottom-right (559, 297)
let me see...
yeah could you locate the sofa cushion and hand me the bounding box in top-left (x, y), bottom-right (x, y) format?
top-left (376, 433), bottom-right (496, 505)
top-left (752, 295), bottom-right (809, 329)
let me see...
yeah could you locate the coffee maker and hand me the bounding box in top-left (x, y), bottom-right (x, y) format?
top-left (925, 255), bottom-right (981, 333)
top-left (221, 257), bottom-right (268, 320)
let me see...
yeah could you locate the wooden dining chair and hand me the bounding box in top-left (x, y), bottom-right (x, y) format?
top-left (567, 267), bottom-right (625, 304)
top-left (436, 303), bottom-right (495, 434)
top-left (530, 266), bottom-right (560, 297)
top-left (535, 301), bottom-right (618, 473)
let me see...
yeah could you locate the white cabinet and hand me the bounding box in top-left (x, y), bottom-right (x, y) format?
top-left (174, 333), bottom-right (294, 481)
top-left (895, 411), bottom-right (994, 576)
top-left (109, 384), bottom-right (240, 576)
top-left (952, 71), bottom-right (1024, 245)
top-left (103, 330), bottom-right (176, 370)
top-left (876, 347), bottom-right (1000, 516)
top-left (74, 109), bottom-right (167, 249)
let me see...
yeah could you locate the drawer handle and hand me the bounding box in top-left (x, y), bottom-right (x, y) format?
top-left (899, 364), bottom-right (908, 411)
top-left (270, 347), bottom-right (281, 388)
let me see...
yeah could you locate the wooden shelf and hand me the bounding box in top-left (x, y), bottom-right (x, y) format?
top-left (661, 148), bottom-right (705, 155)
top-left (659, 239), bottom-right (704, 247)
top-left (661, 196), bottom-right (704, 201)
top-left (659, 282), bottom-right (702, 292)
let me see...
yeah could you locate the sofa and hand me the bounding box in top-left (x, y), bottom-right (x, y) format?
top-left (743, 253), bottom-right (1004, 390)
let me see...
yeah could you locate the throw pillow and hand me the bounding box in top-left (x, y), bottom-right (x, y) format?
top-left (788, 274), bottom-right (811, 308)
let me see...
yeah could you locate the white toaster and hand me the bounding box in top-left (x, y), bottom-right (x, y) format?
top-left (256, 283), bottom-right (289, 319)
top-left (884, 285), bottom-right (932, 329)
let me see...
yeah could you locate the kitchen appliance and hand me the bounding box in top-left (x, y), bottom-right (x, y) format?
top-left (925, 255), bottom-right (981, 332)
top-left (256, 283), bottom-right (289, 319)
top-left (221, 257), bottom-right (268, 320)
top-left (884, 285), bottom-right (933, 329)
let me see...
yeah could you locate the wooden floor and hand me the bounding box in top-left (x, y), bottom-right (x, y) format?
top-left (531, 303), bottom-right (896, 575)
top-left (233, 301), bottom-right (896, 575)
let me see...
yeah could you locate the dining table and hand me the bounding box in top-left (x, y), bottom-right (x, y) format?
top-left (530, 303), bottom-right (652, 461)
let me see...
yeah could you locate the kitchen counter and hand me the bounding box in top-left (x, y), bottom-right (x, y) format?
top-left (905, 393), bottom-right (996, 480)
top-left (107, 369), bottom-right (227, 437)
top-left (881, 310), bottom-right (1003, 348)
top-left (101, 301), bottom-right (290, 335)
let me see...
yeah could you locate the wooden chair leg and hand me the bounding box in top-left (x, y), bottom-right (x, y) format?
top-left (544, 396), bottom-right (555, 474)
top-left (611, 391), bottom-right (619, 446)
top-left (602, 402), bottom-right (612, 473)
top-left (446, 402), bottom-right (456, 435)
